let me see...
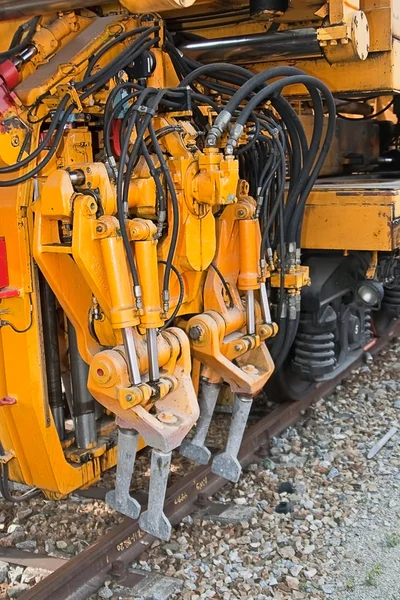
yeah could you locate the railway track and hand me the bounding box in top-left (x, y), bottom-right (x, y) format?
top-left (15, 319), bottom-right (399, 600)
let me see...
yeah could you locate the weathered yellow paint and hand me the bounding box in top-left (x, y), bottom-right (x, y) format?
top-left (1, 0), bottom-right (399, 501)
top-left (302, 183), bottom-right (400, 251)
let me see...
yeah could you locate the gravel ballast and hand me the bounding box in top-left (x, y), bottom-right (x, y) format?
top-left (0, 339), bottom-right (399, 599)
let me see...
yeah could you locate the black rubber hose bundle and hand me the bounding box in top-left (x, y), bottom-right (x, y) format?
top-left (0, 15), bottom-right (40, 62)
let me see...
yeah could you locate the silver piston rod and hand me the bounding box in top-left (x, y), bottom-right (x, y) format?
top-left (122, 327), bottom-right (141, 386)
top-left (177, 28), bottom-right (321, 65)
top-left (146, 328), bottom-right (160, 383)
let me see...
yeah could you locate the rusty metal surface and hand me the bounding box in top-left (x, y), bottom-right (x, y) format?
top-left (20, 320), bottom-right (400, 600)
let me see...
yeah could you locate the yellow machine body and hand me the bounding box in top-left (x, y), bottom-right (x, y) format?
top-left (0, 0), bottom-right (398, 518)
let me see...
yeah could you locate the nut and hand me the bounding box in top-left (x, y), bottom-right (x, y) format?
top-left (157, 411), bottom-right (178, 424)
top-left (241, 364), bottom-right (259, 375)
top-left (189, 325), bottom-right (203, 341)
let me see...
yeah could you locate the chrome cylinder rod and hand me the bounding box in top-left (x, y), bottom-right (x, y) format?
top-left (178, 28), bottom-right (321, 65)
top-left (146, 328), bottom-right (160, 383)
top-left (260, 282), bottom-right (272, 324)
top-left (122, 327), bottom-right (141, 386)
top-left (246, 290), bottom-right (256, 335)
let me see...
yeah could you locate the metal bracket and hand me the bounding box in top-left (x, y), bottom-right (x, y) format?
top-left (0, 449), bottom-right (15, 464)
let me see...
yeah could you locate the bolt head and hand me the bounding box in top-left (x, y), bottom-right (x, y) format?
top-left (157, 411), bottom-right (178, 424)
top-left (234, 344), bottom-right (242, 352)
top-left (242, 364), bottom-right (259, 375)
top-left (126, 394), bottom-right (133, 402)
top-left (189, 325), bottom-right (203, 341)
top-left (364, 352), bottom-right (373, 364)
top-left (11, 136), bottom-right (19, 147)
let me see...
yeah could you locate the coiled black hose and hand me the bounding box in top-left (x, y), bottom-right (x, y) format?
top-left (0, 442), bottom-right (41, 502)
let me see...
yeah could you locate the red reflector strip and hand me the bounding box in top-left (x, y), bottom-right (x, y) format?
top-left (0, 396), bottom-right (16, 406)
top-left (0, 288), bottom-right (18, 299)
top-left (0, 237), bottom-right (9, 289)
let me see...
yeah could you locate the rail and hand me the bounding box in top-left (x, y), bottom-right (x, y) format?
top-left (19, 319), bottom-right (400, 600)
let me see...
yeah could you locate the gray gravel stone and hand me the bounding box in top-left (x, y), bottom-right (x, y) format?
top-left (0, 560), bottom-right (9, 584)
top-left (15, 540), bottom-right (37, 551)
top-left (97, 586), bottom-right (113, 599)
top-left (7, 583), bottom-right (30, 598)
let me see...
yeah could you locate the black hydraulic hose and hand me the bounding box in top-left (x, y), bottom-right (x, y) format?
top-left (235, 74), bottom-right (328, 129)
top-left (116, 85), bottom-right (180, 302)
top-left (234, 76), bottom-right (333, 245)
top-left (159, 261), bottom-right (185, 330)
top-left (0, 94), bottom-right (71, 174)
top-left (270, 311), bottom-right (286, 361)
top-left (261, 136), bottom-right (286, 256)
top-left (144, 125), bottom-right (184, 150)
top-left (119, 87), bottom-right (161, 172)
top-left (178, 61), bottom-right (252, 89)
top-left (0, 15), bottom-right (39, 61)
top-left (116, 88), bottom-right (167, 295)
top-left (168, 42), bottom-right (243, 100)
top-left (275, 96), bottom-right (321, 236)
top-left (0, 443), bottom-right (41, 502)
top-left (115, 103), bottom-right (143, 291)
top-left (77, 26), bottom-right (160, 91)
top-left (237, 116), bottom-right (261, 155)
top-left (103, 82), bottom-right (141, 141)
top-left (103, 81), bottom-right (141, 123)
top-left (273, 312), bottom-right (300, 370)
top-left (0, 103), bottom-right (75, 187)
top-left (81, 38), bottom-right (158, 101)
top-left (104, 90), bottom-right (141, 158)
top-left (165, 41), bottom-right (193, 81)
top-left (148, 120), bottom-right (180, 304)
top-left (210, 262), bottom-right (234, 309)
top-left (289, 104), bottom-right (336, 243)
top-left (141, 140), bottom-right (166, 236)
top-left (220, 66), bottom-right (307, 123)
top-left (179, 49), bottom-right (251, 86)
top-left (84, 25), bottom-right (150, 78)
top-left (190, 92), bottom-right (220, 112)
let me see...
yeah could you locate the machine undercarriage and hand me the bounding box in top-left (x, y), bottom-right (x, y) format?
top-left (0, 0), bottom-right (399, 540)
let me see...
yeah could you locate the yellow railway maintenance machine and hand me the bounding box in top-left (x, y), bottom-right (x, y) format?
top-left (0, 0), bottom-right (399, 539)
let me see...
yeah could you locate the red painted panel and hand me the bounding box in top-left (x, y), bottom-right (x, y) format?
top-left (0, 237), bottom-right (9, 289)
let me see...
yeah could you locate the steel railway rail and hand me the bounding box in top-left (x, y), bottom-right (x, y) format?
top-left (17, 319), bottom-right (400, 600)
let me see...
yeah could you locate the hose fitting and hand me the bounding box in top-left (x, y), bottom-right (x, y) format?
top-left (206, 110), bottom-right (232, 146)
